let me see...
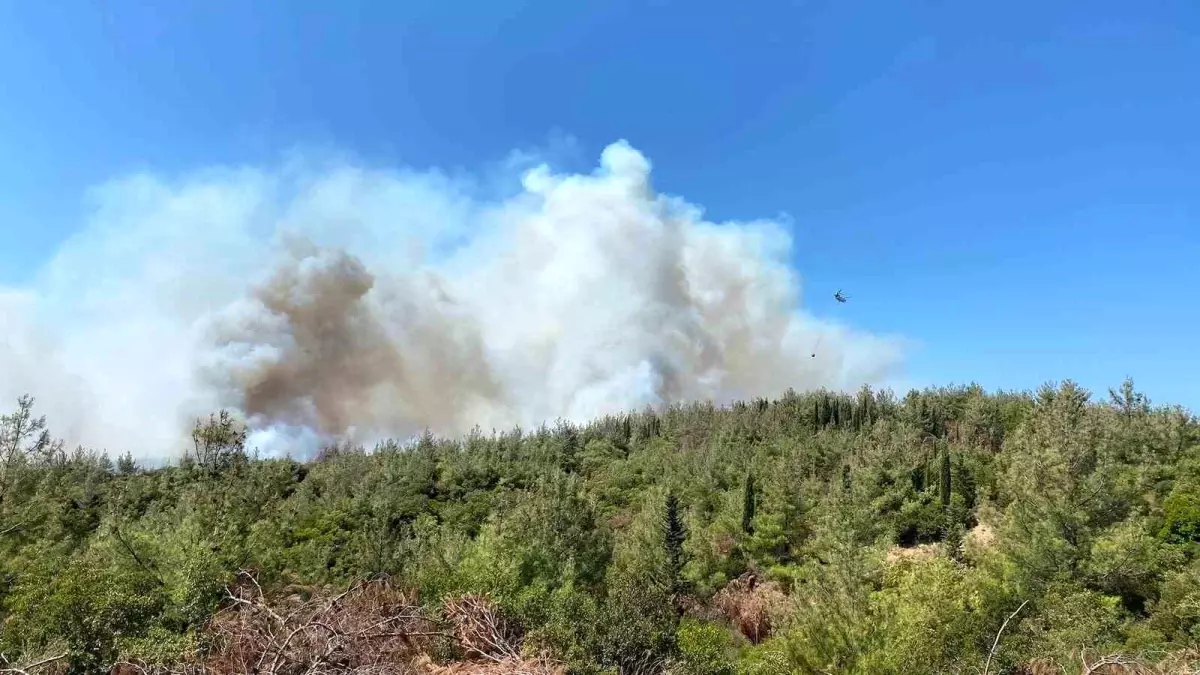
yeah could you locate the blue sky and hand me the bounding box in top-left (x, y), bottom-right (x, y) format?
top-left (1, 0), bottom-right (1198, 410)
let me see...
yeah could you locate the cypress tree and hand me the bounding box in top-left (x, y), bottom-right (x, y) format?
top-left (642, 413), bottom-right (661, 439)
top-left (558, 421), bottom-right (579, 472)
top-left (940, 447), bottom-right (952, 507)
top-left (742, 473), bottom-right (757, 535)
top-left (859, 386), bottom-right (874, 427)
top-left (664, 492), bottom-right (688, 606)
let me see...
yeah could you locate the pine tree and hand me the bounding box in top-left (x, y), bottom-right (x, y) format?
top-left (189, 410), bottom-right (247, 473)
top-left (742, 473), bottom-right (757, 535)
top-left (1109, 377), bottom-right (1148, 421)
top-left (116, 451), bottom-right (137, 476)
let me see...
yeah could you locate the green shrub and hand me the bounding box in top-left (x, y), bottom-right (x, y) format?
top-left (675, 618), bottom-right (736, 675)
top-left (734, 638), bottom-right (791, 675)
top-left (1160, 480), bottom-right (1200, 544)
top-left (2, 552), bottom-right (165, 674)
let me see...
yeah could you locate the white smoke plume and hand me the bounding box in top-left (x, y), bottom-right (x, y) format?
top-left (0, 140), bottom-right (905, 460)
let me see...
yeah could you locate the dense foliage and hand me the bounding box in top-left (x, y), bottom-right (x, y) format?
top-left (2, 379), bottom-right (1199, 674)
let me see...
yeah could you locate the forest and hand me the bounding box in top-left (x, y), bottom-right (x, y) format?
top-left (1, 379), bottom-right (1198, 674)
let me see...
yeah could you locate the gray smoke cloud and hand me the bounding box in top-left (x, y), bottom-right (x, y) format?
top-left (0, 140), bottom-right (906, 460)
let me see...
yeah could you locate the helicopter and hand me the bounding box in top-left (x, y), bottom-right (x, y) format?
top-left (812, 289), bottom-right (850, 357)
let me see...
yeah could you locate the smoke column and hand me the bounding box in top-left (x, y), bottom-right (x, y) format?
top-left (0, 140), bottom-right (905, 460)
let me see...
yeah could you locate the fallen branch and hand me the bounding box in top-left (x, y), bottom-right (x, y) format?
top-left (201, 570), bottom-right (445, 674)
top-left (0, 651), bottom-right (68, 675)
top-left (983, 599), bottom-right (1028, 675)
top-left (442, 594), bottom-right (522, 663)
top-left (1082, 651), bottom-right (1139, 675)
top-left (0, 520), bottom-right (26, 537)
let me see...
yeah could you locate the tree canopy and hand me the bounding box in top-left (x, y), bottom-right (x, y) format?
top-left (1, 379), bottom-right (1198, 674)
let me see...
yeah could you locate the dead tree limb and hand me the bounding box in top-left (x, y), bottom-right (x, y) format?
top-left (0, 651), bottom-right (68, 675)
top-left (983, 599), bottom-right (1029, 675)
top-left (1082, 651), bottom-right (1139, 675)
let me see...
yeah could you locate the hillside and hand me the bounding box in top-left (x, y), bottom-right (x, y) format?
top-left (1, 380), bottom-right (1198, 674)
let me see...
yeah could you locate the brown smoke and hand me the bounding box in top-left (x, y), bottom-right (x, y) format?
top-left (237, 246), bottom-right (399, 432)
top-left (206, 241), bottom-right (510, 443)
